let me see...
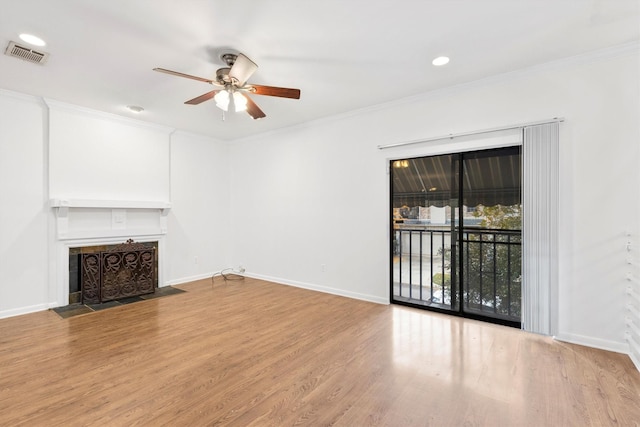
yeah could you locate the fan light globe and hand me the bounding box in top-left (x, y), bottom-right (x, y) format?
top-left (233, 92), bottom-right (247, 112)
top-left (214, 90), bottom-right (230, 111)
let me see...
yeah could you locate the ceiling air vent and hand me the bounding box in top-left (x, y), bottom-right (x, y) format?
top-left (4, 41), bottom-right (49, 65)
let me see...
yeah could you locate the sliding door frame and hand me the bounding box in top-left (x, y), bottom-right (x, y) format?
top-left (390, 146), bottom-right (522, 329)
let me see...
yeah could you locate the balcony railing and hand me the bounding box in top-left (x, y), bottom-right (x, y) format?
top-left (393, 226), bottom-right (521, 322)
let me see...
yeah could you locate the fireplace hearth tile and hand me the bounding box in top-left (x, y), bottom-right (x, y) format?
top-left (88, 301), bottom-right (121, 311)
top-left (52, 304), bottom-right (93, 318)
top-left (140, 286), bottom-right (185, 299)
top-left (117, 296), bottom-right (145, 305)
top-left (51, 286), bottom-right (186, 319)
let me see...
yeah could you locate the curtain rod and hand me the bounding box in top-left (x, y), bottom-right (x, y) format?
top-left (377, 117), bottom-right (565, 150)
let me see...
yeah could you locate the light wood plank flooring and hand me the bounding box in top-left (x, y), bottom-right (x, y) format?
top-left (1, 277), bottom-right (639, 426)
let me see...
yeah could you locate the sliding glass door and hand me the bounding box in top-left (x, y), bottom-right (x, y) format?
top-left (391, 154), bottom-right (460, 312)
top-left (391, 146), bottom-right (522, 327)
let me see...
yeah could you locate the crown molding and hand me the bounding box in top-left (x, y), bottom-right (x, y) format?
top-left (43, 98), bottom-right (176, 135)
top-left (362, 41), bottom-right (640, 119)
top-left (0, 87), bottom-right (46, 105)
top-left (235, 41), bottom-right (639, 144)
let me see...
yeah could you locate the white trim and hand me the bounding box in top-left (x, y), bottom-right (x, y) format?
top-left (234, 42), bottom-right (636, 145)
top-left (245, 272), bottom-right (389, 305)
top-left (630, 350), bottom-right (640, 372)
top-left (166, 271), bottom-right (390, 305)
top-left (50, 202), bottom-right (170, 240)
top-left (43, 98), bottom-right (175, 134)
top-left (555, 333), bottom-right (630, 355)
top-left (50, 199), bottom-right (171, 209)
top-left (57, 228), bottom-right (166, 241)
top-left (170, 129), bottom-right (226, 144)
top-left (627, 333), bottom-right (640, 371)
top-left (383, 129), bottom-right (523, 164)
top-left (378, 117), bottom-right (564, 149)
top-left (165, 272), bottom-right (389, 305)
top-left (0, 87), bottom-right (44, 104)
top-left (0, 303), bottom-right (54, 320)
top-left (165, 273), bottom-right (215, 286)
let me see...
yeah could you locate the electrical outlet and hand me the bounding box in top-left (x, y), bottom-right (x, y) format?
top-left (321, 264), bottom-right (326, 272)
top-left (194, 256), bottom-right (199, 264)
top-left (238, 265), bottom-right (245, 273)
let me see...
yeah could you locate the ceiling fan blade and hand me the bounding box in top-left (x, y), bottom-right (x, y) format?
top-left (242, 94), bottom-right (266, 120)
top-left (185, 90), bottom-right (218, 105)
top-left (229, 53), bottom-right (258, 86)
top-left (249, 84), bottom-right (300, 99)
top-left (153, 67), bottom-right (213, 84)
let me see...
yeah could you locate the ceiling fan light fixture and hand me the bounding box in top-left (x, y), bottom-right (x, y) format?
top-left (233, 92), bottom-right (247, 112)
top-left (214, 90), bottom-right (248, 113)
top-left (154, 51), bottom-right (300, 120)
top-left (214, 90), bottom-right (230, 111)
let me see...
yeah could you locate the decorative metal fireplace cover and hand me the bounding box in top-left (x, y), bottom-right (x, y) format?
top-left (80, 239), bottom-right (156, 304)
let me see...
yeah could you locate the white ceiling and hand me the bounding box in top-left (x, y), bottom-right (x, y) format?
top-left (1, 0), bottom-right (638, 141)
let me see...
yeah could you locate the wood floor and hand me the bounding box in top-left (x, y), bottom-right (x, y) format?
top-left (1, 278), bottom-right (639, 426)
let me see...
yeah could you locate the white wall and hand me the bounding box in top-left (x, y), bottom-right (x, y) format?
top-left (229, 46), bottom-right (640, 352)
top-left (0, 91), bottom-right (49, 317)
top-left (48, 101), bottom-right (171, 202)
top-left (0, 45), bottom-right (638, 356)
top-left (229, 121), bottom-right (389, 303)
top-left (166, 131), bottom-right (231, 283)
top-left (0, 92), bottom-right (230, 318)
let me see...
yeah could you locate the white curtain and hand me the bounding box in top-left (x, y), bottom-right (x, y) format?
top-left (522, 122), bottom-right (559, 335)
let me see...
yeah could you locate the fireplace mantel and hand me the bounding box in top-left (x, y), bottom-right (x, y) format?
top-left (50, 198), bottom-right (171, 241)
top-left (50, 198), bottom-right (170, 307)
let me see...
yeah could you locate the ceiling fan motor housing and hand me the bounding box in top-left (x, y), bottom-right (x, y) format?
top-left (215, 67), bottom-right (233, 85)
top-left (220, 53), bottom-right (238, 66)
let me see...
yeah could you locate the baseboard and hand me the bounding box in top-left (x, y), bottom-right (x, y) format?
top-left (244, 272), bottom-right (389, 305)
top-left (554, 332), bottom-right (629, 354)
top-left (0, 303), bottom-right (52, 320)
top-left (164, 272), bottom-right (214, 286)
top-left (630, 350), bottom-right (640, 372)
top-left (0, 277), bottom-right (211, 319)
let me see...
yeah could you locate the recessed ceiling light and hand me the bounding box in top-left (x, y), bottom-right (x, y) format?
top-left (126, 105), bottom-right (144, 113)
top-left (432, 56), bottom-right (450, 66)
top-left (19, 33), bottom-right (46, 47)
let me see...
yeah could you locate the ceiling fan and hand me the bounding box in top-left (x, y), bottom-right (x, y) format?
top-left (154, 52), bottom-right (301, 120)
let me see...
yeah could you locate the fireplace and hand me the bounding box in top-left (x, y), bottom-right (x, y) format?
top-left (51, 198), bottom-right (170, 308)
top-left (70, 240), bottom-right (158, 304)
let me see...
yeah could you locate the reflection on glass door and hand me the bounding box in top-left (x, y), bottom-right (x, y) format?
top-left (391, 154), bottom-right (459, 313)
top-left (390, 147), bottom-right (522, 327)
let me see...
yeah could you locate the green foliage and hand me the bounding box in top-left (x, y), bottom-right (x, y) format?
top-left (432, 272), bottom-right (451, 286)
top-left (465, 203), bottom-right (522, 318)
top-left (473, 204), bottom-right (522, 230)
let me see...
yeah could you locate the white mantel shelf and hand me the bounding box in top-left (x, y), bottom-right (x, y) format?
top-left (50, 199), bottom-right (171, 241)
top-left (50, 199), bottom-right (171, 210)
